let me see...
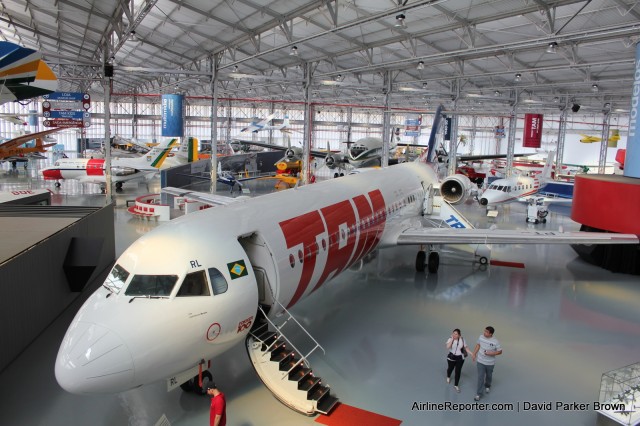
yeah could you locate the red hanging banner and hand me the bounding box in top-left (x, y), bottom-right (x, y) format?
top-left (523, 113), bottom-right (543, 148)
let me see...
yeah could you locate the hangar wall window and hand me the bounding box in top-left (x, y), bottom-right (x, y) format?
top-left (208, 268), bottom-right (228, 295)
top-left (125, 274), bottom-right (178, 296)
top-left (177, 270), bottom-right (211, 296)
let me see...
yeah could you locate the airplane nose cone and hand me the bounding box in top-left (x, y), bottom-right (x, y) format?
top-left (55, 321), bottom-right (135, 394)
top-left (42, 167), bottom-right (62, 180)
top-left (479, 198), bottom-right (488, 206)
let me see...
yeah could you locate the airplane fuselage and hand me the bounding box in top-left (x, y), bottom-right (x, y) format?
top-left (55, 162), bottom-right (436, 394)
top-left (479, 174), bottom-right (543, 205)
top-left (42, 158), bottom-right (150, 184)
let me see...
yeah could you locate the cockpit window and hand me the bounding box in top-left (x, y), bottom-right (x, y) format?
top-left (208, 268), bottom-right (228, 295)
top-left (125, 274), bottom-right (178, 296)
top-left (103, 264), bottom-right (129, 294)
top-left (176, 270), bottom-right (211, 297)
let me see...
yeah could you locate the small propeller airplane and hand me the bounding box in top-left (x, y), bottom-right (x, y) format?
top-left (0, 128), bottom-right (61, 164)
top-left (239, 114), bottom-right (292, 134)
top-left (41, 138), bottom-right (178, 191)
top-left (579, 129), bottom-right (620, 146)
top-left (55, 107), bottom-right (638, 412)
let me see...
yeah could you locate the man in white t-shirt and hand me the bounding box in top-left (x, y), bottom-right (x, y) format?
top-left (472, 326), bottom-right (502, 401)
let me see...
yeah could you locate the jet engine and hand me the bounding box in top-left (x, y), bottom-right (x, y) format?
top-left (440, 174), bottom-right (473, 205)
top-left (111, 167), bottom-right (137, 176)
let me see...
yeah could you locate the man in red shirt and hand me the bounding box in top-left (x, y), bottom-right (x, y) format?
top-left (206, 382), bottom-right (226, 426)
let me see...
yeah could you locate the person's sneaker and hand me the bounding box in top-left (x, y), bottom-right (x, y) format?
top-left (474, 395), bottom-right (480, 401)
top-left (455, 386), bottom-right (460, 393)
top-left (446, 377), bottom-right (450, 384)
top-left (486, 387), bottom-right (490, 393)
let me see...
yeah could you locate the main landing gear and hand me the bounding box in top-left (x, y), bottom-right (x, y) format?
top-left (180, 370), bottom-right (213, 395)
top-left (416, 246), bottom-right (439, 273)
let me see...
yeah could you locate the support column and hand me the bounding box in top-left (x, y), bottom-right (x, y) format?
top-left (301, 62), bottom-right (312, 185)
top-left (381, 71), bottom-right (392, 167)
top-left (555, 104), bottom-right (568, 180)
top-left (505, 91), bottom-right (519, 178)
top-left (447, 81), bottom-right (460, 176)
top-left (597, 110), bottom-right (610, 175)
top-left (103, 53), bottom-right (112, 203)
top-left (209, 55), bottom-right (219, 193)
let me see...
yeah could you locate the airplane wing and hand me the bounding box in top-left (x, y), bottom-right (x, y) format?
top-left (0, 128), bottom-right (62, 150)
top-left (396, 227), bottom-right (638, 245)
top-left (162, 187), bottom-right (239, 207)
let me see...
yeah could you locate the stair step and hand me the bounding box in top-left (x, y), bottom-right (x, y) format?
top-left (256, 331), bottom-right (277, 350)
top-left (251, 320), bottom-right (268, 334)
top-left (279, 354), bottom-right (299, 372)
top-left (271, 348), bottom-right (293, 364)
top-left (288, 364), bottom-right (311, 382)
top-left (309, 383), bottom-right (329, 401)
top-left (316, 395), bottom-right (340, 415)
top-left (269, 339), bottom-right (286, 355)
top-left (298, 375), bottom-right (320, 392)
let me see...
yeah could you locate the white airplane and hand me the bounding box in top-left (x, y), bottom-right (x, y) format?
top-left (239, 113), bottom-right (292, 134)
top-left (41, 138), bottom-right (177, 190)
top-left (478, 151), bottom-right (559, 206)
top-left (55, 141), bottom-right (637, 403)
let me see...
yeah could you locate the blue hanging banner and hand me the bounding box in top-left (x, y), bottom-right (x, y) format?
top-left (443, 117), bottom-right (452, 141)
top-left (625, 43), bottom-right (640, 178)
top-left (161, 94), bottom-right (184, 137)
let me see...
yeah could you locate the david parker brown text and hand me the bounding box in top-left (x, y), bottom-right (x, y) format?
top-left (411, 401), bottom-right (628, 412)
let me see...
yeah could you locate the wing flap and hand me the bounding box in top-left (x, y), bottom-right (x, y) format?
top-left (397, 227), bottom-right (638, 245)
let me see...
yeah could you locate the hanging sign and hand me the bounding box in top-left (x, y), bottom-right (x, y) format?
top-left (523, 114), bottom-right (543, 148)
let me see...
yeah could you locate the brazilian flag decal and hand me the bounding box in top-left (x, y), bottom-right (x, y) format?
top-left (227, 259), bottom-right (248, 280)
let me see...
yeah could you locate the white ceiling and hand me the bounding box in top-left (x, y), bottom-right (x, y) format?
top-left (2, 0), bottom-right (639, 113)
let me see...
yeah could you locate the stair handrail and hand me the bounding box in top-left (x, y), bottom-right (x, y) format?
top-left (250, 302), bottom-right (325, 379)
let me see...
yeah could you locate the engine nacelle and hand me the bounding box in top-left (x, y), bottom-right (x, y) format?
top-left (325, 154), bottom-right (342, 169)
top-left (440, 174), bottom-right (473, 205)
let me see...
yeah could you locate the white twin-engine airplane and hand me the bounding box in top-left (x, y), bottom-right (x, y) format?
top-left (55, 154), bottom-right (638, 398)
top-left (41, 138), bottom-right (192, 189)
top-left (478, 151), bottom-right (557, 206)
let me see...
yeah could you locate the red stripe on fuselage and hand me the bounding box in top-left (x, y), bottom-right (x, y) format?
top-left (281, 189), bottom-right (387, 308)
top-left (86, 158), bottom-right (105, 176)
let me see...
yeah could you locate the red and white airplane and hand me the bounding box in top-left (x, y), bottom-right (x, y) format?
top-left (55, 136), bottom-right (637, 404)
top-left (42, 138), bottom-right (177, 190)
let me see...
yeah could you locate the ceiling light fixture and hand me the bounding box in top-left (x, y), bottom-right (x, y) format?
top-left (494, 90), bottom-right (501, 97)
top-left (546, 42), bottom-right (558, 54)
top-left (335, 74), bottom-right (342, 81)
top-left (417, 61), bottom-right (425, 70)
top-left (290, 45), bottom-right (298, 56)
top-left (591, 84), bottom-right (599, 93)
top-left (128, 31), bottom-right (137, 41)
top-left (514, 73), bottom-right (522, 82)
top-left (422, 82), bottom-right (428, 89)
top-left (233, 65), bottom-right (238, 72)
top-left (394, 14), bottom-right (406, 28)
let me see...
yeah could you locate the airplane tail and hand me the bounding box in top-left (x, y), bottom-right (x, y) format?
top-left (34, 138), bottom-right (56, 151)
top-left (541, 150), bottom-right (555, 180)
top-left (124, 138), bottom-right (178, 169)
top-left (417, 104), bottom-right (444, 163)
top-left (175, 137), bottom-right (198, 163)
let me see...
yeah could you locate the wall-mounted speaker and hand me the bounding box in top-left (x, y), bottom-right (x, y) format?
top-left (104, 64), bottom-right (114, 77)
top-left (571, 103), bottom-right (580, 113)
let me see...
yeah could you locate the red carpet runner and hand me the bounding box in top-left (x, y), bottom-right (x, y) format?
top-left (315, 403), bottom-right (402, 426)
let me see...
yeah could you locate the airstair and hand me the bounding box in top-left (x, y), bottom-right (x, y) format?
top-left (246, 302), bottom-right (339, 416)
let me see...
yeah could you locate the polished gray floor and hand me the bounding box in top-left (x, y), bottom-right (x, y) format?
top-left (1, 160), bottom-right (639, 426)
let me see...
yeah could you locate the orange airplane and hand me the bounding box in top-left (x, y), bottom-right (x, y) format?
top-left (0, 128), bottom-right (61, 164)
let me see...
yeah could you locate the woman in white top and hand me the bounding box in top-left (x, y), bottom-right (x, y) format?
top-left (446, 328), bottom-right (472, 393)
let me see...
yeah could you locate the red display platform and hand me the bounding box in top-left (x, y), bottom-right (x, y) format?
top-left (572, 174), bottom-right (640, 235)
top-left (571, 174), bottom-right (640, 275)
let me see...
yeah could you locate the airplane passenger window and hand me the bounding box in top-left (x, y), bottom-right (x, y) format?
top-left (176, 270), bottom-right (210, 297)
top-left (125, 274), bottom-right (178, 297)
top-left (104, 264), bottom-right (129, 294)
top-left (208, 268), bottom-right (228, 295)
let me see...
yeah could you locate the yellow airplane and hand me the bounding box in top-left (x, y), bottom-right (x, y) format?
top-left (579, 129), bottom-right (620, 147)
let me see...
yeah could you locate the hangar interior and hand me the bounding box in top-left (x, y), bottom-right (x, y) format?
top-left (1, 1), bottom-right (640, 425)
